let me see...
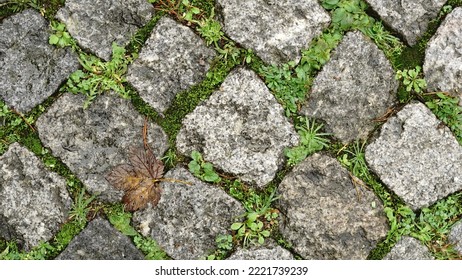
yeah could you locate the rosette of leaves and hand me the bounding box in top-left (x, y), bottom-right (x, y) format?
top-left (105, 146), bottom-right (165, 211)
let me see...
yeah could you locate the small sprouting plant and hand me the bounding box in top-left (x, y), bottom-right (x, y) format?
top-left (65, 43), bottom-right (135, 108)
top-left (425, 93), bottom-right (462, 143)
top-left (206, 234), bottom-right (233, 260)
top-left (68, 188), bottom-right (96, 230)
top-left (0, 0), bottom-right (39, 13)
top-left (364, 21), bottom-right (403, 58)
top-left (188, 150), bottom-right (221, 183)
top-left (338, 140), bottom-right (369, 180)
top-left (395, 66), bottom-right (427, 93)
top-left (48, 21), bottom-right (74, 48)
top-left (231, 189), bottom-right (279, 247)
top-left (197, 8), bottom-right (223, 48)
top-left (285, 117), bottom-right (330, 166)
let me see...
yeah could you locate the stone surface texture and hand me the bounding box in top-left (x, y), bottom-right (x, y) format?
top-left (301, 31), bottom-right (398, 143)
top-left (56, 218), bottom-right (144, 260)
top-left (127, 17), bottom-right (216, 113)
top-left (133, 167), bottom-right (244, 260)
top-left (366, 0), bottom-right (446, 45)
top-left (57, 0), bottom-right (154, 61)
top-left (449, 221), bottom-right (462, 255)
top-left (365, 102), bottom-right (462, 210)
top-left (0, 143), bottom-right (72, 251)
top-left (227, 241), bottom-right (294, 260)
top-left (424, 7), bottom-right (462, 102)
top-left (36, 94), bottom-right (168, 202)
top-left (0, 9), bottom-right (79, 113)
top-left (384, 236), bottom-right (434, 260)
top-left (216, 0), bottom-right (330, 65)
top-left (278, 153), bottom-right (389, 260)
top-left (176, 68), bottom-right (299, 187)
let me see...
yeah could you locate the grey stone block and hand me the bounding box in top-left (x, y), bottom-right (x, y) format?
top-left (216, 0), bottom-right (330, 65)
top-left (127, 17), bottom-right (216, 114)
top-left (449, 221), bottom-right (462, 255)
top-left (278, 153), bottom-right (389, 259)
top-left (424, 7), bottom-right (462, 103)
top-left (384, 236), bottom-right (434, 260)
top-left (0, 143), bottom-right (72, 251)
top-left (365, 102), bottom-right (462, 210)
top-left (133, 167), bottom-right (244, 260)
top-left (227, 241), bottom-right (294, 260)
top-left (301, 31), bottom-right (397, 144)
top-left (56, 217), bottom-right (144, 260)
top-left (57, 0), bottom-right (154, 61)
top-left (366, 0), bottom-right (446, 45)
top-left (36, 93), bottom-right (168, 202)
top-left (0, 9), bottom-right (79, 113)
top-left (176, 67), bottom-right (299, 187)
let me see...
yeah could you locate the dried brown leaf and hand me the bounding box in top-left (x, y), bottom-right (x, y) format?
top-left (105, 164), bottom-right (139, 191)
top-left (129, 146), bottom-right (164, 179)
top-left (122, 184), bottom-right (162, 211)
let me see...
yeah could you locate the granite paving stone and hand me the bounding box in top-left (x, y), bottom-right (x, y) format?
top-left (133, 167), bottom-right (244, 260)
top-left (176, 67), bottom-right (299, 187)
top-left (57, 0), bottom-right (154, 61)
top-left (301, 31), bottom-right (398, 144)
top-left (424, 7), bottom-right (462, 103)
top-left (227, 241), bottom-right (294, 260)
top-left (384, 236), bottom-right (434, 260)
top-left (366, 0), bottom-right (446, 46)
top-left (127, 16), bottom-right (216, 114)
top-left (365, 102), bottom-right (462, 210)
top-left (278, 153), bottom-right (389, 259)
top-left (56, 217), bottom-right (144, 260)
top-left (0, 143), bottom-right (72, 251)
top-left (36, 93), bottom-right (168, 203)
top-left (216, 0), bottom-right (330, 65)
top-left (0, 9), bottom-right (79, 113)
top-left (449, 221), bottom-right (462, 255)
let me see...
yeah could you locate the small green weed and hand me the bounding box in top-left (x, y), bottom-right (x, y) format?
top-left (337, 140), bottom-right (369, 180)
top-left (206, 234), bottom-right (233, 260)
top-left (188, 150), bottom-right (221, 183)
top-left (231, 188), bottom-right (279, 247)
top-left (395, 66), bottom-right (427, 94)
top-left (68, 188), bottom-right (97, 230)
top-left (64, 43), bottom-right (135, 108)
top-left (0, 0), bottom-right (40, 13)
top-left (48, 21), bottom-right (74, 48)
top-left (285, 117), bottom-right (330, 166)
top-left (197, 8), bottom-right (223, 48)
top-left (425, 93), bottom-right (462, 143)
top-left (260, 62), bottom-right (307, 116)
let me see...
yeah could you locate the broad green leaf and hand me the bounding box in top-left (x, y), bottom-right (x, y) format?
top-left (188, 160), bottom-right (201, 175)
top-left (191, 150), bottom-right (202, 162)
top-left (231, 222), bottom-right (243, 230)
top-left (49, 35), bottom-right (59, 45)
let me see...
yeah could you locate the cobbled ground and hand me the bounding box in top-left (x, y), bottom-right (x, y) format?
top-left (1, 0), bottom-right (462, 260)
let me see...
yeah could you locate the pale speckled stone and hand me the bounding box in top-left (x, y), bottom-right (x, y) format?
top-left (57, 0), bottom-right (154, 61)
top-left (366, 102), bottom-right (462, 210)
top-left (127, 17), bottom-right (216, 113)
top-left (0, 9), bottom-right (79, 113)
top-left (366, 0), bottom-right (446, 45)
top-left (449, 221), bottom-right (462, 255)
top-left (384, 236), bottom-right (434, 260)
top-left (424, 7), bottom-right (462, 103)
top-left (216, 0), bottom-right (330, 65)
top-left (301, 31), bottom-right (397, 144)
top-left (176, 67), bottom-right (299, 187)
top-left (36, 93), bottom-right (168, 202)
top-left (227, 241), bottom-right (294, 260)
top-left (0, 143), bottom-right (72, 251)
